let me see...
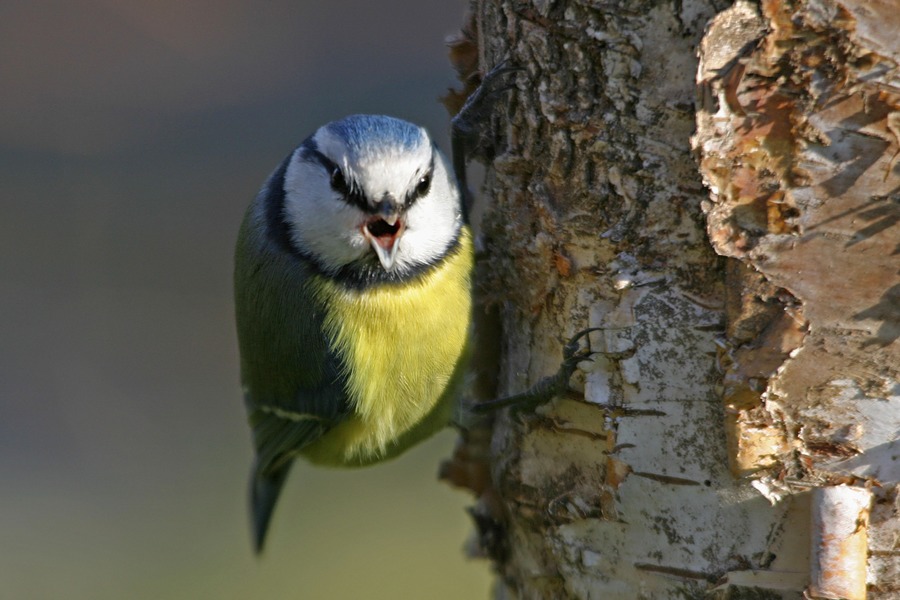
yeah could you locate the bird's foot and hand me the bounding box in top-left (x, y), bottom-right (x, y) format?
top-left (471, 327), bottom-right (607, 415)
top-left (450, 60), bottom-right (522, 209)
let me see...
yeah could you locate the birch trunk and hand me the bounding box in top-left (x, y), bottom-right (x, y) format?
top-left (444, 1), bottom-right (900, 598)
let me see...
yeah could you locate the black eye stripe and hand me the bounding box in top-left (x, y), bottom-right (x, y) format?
top-left (406, 157), bottom-right (435, 206)
top-left (329, 166), bottom-right (349, 195)
top-left (300, 143), bottom-right (435, 212)
top-left (303, 148), bottom-right (367, 210)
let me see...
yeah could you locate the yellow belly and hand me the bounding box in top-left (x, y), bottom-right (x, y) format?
top-left (301, 229), bottom-right (473, 466)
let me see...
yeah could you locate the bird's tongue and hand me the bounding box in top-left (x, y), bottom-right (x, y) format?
top-left (365, 217), bottom-right (403, 270)
top-left (367, 218), bottom-right (401, 249)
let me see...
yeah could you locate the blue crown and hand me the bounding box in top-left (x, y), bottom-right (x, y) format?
top-left (325, 115), bottom-right (425, 157)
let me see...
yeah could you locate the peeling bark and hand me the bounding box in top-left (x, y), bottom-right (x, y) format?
top-left (695, 1), bottom-right (900, 597)
top-left (444, 0), bottom-right (899, 598)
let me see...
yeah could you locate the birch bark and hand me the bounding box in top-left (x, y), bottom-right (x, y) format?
top-left (446, 1), bottom-right (899, 598)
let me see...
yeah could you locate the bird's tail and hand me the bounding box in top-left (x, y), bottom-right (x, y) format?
top-left (250, 461), bottom-right (291, 553)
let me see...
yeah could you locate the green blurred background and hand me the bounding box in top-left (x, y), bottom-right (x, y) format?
top-left (0, 1), bottom-right (493, 597)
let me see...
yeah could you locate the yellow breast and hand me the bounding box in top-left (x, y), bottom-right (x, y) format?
top-left (302, 228), bottom-right (474, 466)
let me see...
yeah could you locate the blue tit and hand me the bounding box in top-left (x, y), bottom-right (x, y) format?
top-left (234, 114), bottom-right (474, 552)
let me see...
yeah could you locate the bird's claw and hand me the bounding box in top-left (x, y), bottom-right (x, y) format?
top-left (471, 327), bottom-right (607, 415)
top-left (453, 60), bottom-right (522, 120)
top-left (451, 60), bottom-right (522, 211)
top-left (560, 327), bottom-right (605, 371)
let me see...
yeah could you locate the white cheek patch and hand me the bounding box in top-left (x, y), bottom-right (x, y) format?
top-left (394, 157), bottom-right (462, 270)
top-left (282, 155), bottom-right (368, 272)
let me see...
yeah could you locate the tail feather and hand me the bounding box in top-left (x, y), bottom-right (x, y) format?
top-left (250, 462), bottom-right (291, 553)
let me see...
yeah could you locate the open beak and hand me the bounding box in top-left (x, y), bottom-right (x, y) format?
top-left (362, 213), bottom-right (404, 271)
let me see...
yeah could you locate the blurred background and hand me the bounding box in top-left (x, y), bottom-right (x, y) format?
top-left (0, 1), bottom-right (494, 597)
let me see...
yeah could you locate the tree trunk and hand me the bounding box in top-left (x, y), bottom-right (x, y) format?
top-left (445, 1), bottom-right (900, 598)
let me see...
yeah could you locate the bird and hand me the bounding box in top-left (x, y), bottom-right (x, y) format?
top-left (233, 114), bottom-right (474, 552)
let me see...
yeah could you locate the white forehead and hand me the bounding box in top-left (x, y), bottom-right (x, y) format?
top-left (313, 116), bottom-right (433, 194)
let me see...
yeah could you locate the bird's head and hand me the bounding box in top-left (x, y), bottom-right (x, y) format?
top-left (281, 115), bottom-right (463, 282)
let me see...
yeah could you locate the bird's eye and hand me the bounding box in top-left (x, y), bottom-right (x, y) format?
top-left (415, 173), bottom-right (431, 197)
top-left (330, 167), bottom-right (349, 195)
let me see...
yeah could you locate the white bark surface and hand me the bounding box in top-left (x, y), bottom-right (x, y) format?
top-left (448, 0), bottom-right (900, 598)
